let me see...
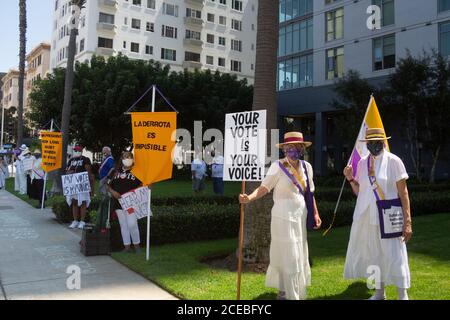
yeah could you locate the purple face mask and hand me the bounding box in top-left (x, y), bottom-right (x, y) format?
top-left (285, 147), bottom-right (304, 161)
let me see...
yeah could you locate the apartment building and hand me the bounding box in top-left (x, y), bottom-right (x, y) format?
top-left (25, 43), bottom-right (51, 108)
top-left (277, 0), bottom-right (450, 178)
top-left (50, 0), bottom-right (258, 82)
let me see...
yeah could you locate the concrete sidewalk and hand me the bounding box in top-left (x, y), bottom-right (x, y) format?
top-left (0, 189), bottom-right (177, 300)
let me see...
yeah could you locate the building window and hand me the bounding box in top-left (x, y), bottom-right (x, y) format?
top-left (132, 18), bottom-right (141, 30)
top-left (98, 37), bottom-right (113, 49)
top-left (206, 55), bottom-right (214, 65)
top-left (146, 45), bottom-right (153, 55)
top-left (278, 54), bottom-right (313, 90)
top-left (163, 3), bottom-right (179, 17)
top-left (161, 48), bottom-right (176, 61)
top-left (123, 41), bottom-right (127, 49)
top-left (232, 0), bottom-right (243, 11)
top-left (231, 60), bottom-right (242, 72)
top-left (373, 0), bottom-right (395, 27)
top-left (185, 51), bottom-right (201, 62)
top-left (439, 21), bottom-right (450, 56)
top-left (279, 0), bottom-right (313, 23)
top-left (131, 42), bottom-right (140, 53)
top-left (231, 19), bottom-right (242, 31)
top-left (219, 0), bottom-right (227, 5)
top-left (231, 39), bottom-right (242, 52)
top-left (279, 18), bottom-right (313, 57)
top-left (325, 0), bottom-right (340, 4)
top-left (218, 57), bottom-right (226, 67)
top-left (326, 8), bottom-right (344, 42)
top-left (146, 22), bottom-right (154, 32)
top-left (326, 46), bottom-right (344, 80)
top-left (373, 34), bottom-right (395, 70)
top-left (147, 0), bottom-right (156, 9)
top-left (99, 12), bottom-right (115, 24)
top-left (186, 8), bottom-right (201, 19)
top-left (186, 29), bottom-right (201, 40)
top-left (162, 25), bottom-right (177, 38)
top-left (218, 36), bottom-right (226, 46)
top-left (207, 13), bottom-right (215, 23)
top-left (219, 16), bottom-right (227, 26)
top-left (80, 39), bottom-right (85, 52)
top-left (207, 34), bottom-right (215, 44)
top-left (132, 0), bottom-right (142, 5)
top-left (439, 0), bottom-right (450, 12)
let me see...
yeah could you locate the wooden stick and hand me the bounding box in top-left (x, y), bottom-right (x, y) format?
top-left (236, 180), bottom-right (246, 300)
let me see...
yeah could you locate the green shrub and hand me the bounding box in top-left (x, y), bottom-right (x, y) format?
top-left (51, 195), bottom-right (101, 223)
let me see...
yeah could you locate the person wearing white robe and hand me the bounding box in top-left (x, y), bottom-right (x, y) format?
top-left (16, 146), bottom-right (30, 195)
top-left (343, 128), bottom-right (412, 300)
top-left (239, 132), bottom-right (322, 300)
top-left (0, 156), bottom-right (7, 189)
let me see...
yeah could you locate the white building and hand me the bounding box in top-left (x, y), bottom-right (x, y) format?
top-left (51, 0), bottom-right (258, 82)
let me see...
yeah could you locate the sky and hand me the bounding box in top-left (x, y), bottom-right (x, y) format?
top-left (0, 0), bottom-right (54, 72)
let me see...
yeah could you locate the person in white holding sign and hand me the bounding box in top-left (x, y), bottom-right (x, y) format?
top-left (107, 151), bottom-right (143, 253)
top-left (30, 150), bottom-right (46, 208)
top-left (343, 128), bottom-right (412, 300)
top-left (239, 132), bottom-right (322, 300)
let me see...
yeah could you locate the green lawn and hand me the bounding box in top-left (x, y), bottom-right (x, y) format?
top-left (152, 179), bottom-right (242, 197)
top-left (112, 213), bottom-right (450, 300)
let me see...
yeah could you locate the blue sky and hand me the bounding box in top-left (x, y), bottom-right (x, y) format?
top-left (0, 0), bottom-right (54, 72)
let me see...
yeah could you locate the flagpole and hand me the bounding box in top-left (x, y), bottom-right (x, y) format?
top-left (323, 95), bottom-right (374, 236)
top-left (146, 85), bottom-right (156, 261)
top-left (41, 119), bottom-right (54, 210)
top-left (236, 180), bottom-right (246, 300)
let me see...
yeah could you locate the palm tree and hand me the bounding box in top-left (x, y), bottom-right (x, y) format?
top-left (243, 0), bottom-right (279, 264)
top-left (60, 0), bottom-right (86, 175)
top-left (17, 0), bottom-right (27, 146)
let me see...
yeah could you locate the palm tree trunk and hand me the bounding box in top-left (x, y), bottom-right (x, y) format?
top-left (243, 0), bottom-right (279, 264)
top-left (17, 0), bottom-right (27, 146)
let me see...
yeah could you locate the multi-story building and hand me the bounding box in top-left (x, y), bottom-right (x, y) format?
top-left (277, 0), bottom-right (450, 178)
top-left (1, 70), bottom-right (20, 112)
top-left (50, 0), bottom-right (258, 82)
top-left (25, 43), bottom-right (51, 109)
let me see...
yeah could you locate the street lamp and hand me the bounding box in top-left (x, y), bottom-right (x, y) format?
top-left (1, 104), bottom-right (5, 149)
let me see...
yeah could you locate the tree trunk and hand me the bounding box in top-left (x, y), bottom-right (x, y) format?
top-left (429, 145), bottom-right (441, 184)
top-left (406, 105), bottom-right (421, 181)
top-left (243, 0), bottom-right (279, 264)
top-left (58, 26), bottom-right (79, 185)
top-left (17, 0), bottom-right (27, 146)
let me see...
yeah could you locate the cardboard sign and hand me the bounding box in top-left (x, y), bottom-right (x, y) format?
top-left (22, 157), bottom-right (34, 171)
top-left (118, 186), bottom-right (151, 220)
top-left (40, 131), bottom-right (63, 172)
top-left (61, 172), bottom-right (91, 196)
top-left (223, 110), bottom-right (267, 181)
top-left (131, 112), bottom-right (177, 186)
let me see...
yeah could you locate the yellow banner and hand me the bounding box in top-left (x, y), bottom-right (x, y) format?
top-left (131, 112), bottom-right (177, 186)
top-left (40, 131), bottom-right (63, 172)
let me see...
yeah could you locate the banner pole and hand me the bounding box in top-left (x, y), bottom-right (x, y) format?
top-left (41, 120), bottom-right (54, 210)
top-left (146, 187), bottom-right (151, 261)
top-left (151, 85), bottom-right (156, 113)
top-left (236, 180), bottom-right (246, 300)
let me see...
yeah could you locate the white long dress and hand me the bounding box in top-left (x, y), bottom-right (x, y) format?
top-left (344, 151), bottom-right (411, 289)
top-left (261, 159), bottom-right (315, 300)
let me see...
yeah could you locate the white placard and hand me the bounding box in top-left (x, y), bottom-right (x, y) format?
top-left (223, 110), bottom-right (267, 182)
top-left (22, 157), bottom-right (34, 171)
top-left (61, 172), bottom-right (91, 196)
top-left (118, 186), bottom-right (151, 220)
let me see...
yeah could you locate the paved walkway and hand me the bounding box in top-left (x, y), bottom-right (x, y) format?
top-left (0, 189), bottom-right (176, 300)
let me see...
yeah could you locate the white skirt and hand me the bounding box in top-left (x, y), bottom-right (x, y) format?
top-left (344, 209), bottom-right (411, 288)
top-left (265, 215), bottom-right (311, 300)
top-left (66, 192), bottom-right (91, 208)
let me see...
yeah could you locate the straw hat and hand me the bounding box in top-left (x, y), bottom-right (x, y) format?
top-left (33, 149), bottom-right (41, 154)
top-left (19, 144), bottom-right (27, 151)
top-left (276, 132), bottom-right (312, 148)
top-left (359, 128), bottom-right (391, 142)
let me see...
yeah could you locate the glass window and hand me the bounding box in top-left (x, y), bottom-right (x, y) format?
top-left (439, 0), bottom-right (450, 12)
top-left (373, 34), bottom-right (396, 70)
top-left (326, 8), bottom-right (344, 42)
top-left (279, 27), bottom-right (286, 56)
top-left (440, 21), bottom-right (450, 56)
top-left (373, 0), bottom-right (395, 26)
top-left (326, 46), bottom-right (344, 80)
top-left (277, 54), bottom-right (313, 91)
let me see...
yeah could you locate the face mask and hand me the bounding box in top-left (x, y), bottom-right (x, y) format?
top-left (122, 159), bottom-right (133, 167)
top-left (285, 147), bottom-right (303, 161)
top-left (34, 154), bottom-right (41, 159)
top-left (73, 152), bottom-right (82, 158)
top-left (367, 141), bottom-right (384, 156)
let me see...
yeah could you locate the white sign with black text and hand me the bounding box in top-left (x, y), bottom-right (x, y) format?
top-left (223, 110), bottom-right (267, 182)
top-left (118, 186), bottom-right (151, 220)
top-left (61, 172), bottom-right (91, 197)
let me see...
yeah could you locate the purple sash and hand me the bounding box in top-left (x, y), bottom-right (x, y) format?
top-left (278, 161), bottom-right (316, 230)
top-left (367, 160), bottom-right (404, 239)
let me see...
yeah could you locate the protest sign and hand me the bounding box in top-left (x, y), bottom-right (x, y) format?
top-left (223, 110), bottom-right (267, 182)
top-left (118, 186), bottom-right (151, 220)
top-left (131, 112), bottom-right (177, 186)
top-left (61, 172), bottom-right (91, 196)
top-left (22, 157), bottom-right (34, 171)
top-left (40, 131), bottom-right (62, 172)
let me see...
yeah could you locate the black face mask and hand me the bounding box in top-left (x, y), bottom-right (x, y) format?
top-left (367, 141), bottom-right (384, 156)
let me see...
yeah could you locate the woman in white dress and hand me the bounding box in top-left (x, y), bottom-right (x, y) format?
top-left (239, 132), bottom-right (322, 300)
top-left (343, 128), bottom-right (413, 300)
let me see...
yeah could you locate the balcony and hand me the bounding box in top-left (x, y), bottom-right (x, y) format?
top-left (97, 23), bottom-right (117, 32)
top-left (184, 16), bottom-right (203, 26)
top-left (185, 0), bottom-right (204, 6)
top-left (182, 61), bottom-right (202, 70)
top-left (96, 47), bottom-right (115, 57)
top-left (99, 0), bottom-right (118, 9)
top-left (183, 38), bottom-right (203, 47)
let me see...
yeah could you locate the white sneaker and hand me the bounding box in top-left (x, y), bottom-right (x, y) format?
top-left (69, 221), bottom-right (79, 229)
top-left (368, 293), bottom-right (386, 300)
top-left (77, 221), bottom-right (86, 230)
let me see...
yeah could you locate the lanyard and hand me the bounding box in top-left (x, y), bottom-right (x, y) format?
top-left (367, 156), bottom-right (386, 201)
